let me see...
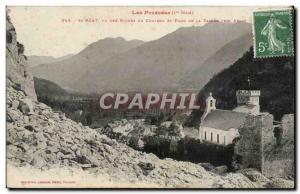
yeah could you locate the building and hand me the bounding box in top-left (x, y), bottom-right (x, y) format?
top-left (198, 88), bottom-right (294, 178)
top-left (199, 89), bottom-right (261, 146)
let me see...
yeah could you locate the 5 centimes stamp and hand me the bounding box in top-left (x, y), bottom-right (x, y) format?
top-left (253, 9), bottom-right (294, 58)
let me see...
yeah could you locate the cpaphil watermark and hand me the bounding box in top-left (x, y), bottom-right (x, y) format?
top-left (98, 92), bottom-right (200, 111)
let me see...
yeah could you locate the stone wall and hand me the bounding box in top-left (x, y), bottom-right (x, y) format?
top-left (282, 114), bottom-right (294, 139)
top-left (235, 113), bottom-right (273, 171)
top-left (260, 113), bottom-right (275, 146)
top-left (236, 112), bottom-right (294, 179)
top-left (261, 114), bottom-right (294, 178)
top-left (262, 159), bottom-right (294, 178)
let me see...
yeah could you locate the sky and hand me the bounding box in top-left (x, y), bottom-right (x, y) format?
top-left (8, 6), bottom-right (289, 57)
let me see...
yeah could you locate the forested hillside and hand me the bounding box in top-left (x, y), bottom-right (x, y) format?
top-left (187, 47), bottom-right (295, 125)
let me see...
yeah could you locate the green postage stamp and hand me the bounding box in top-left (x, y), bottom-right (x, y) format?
top-left (253, 9), bottom-right (294, 58)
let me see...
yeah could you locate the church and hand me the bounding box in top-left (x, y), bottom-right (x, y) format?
top-left (199, 89), bottom-right (261, 146)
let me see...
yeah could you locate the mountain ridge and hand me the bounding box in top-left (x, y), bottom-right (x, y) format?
top-left (32, 37), bottom-right (145, 90)
top-left (27, 54), bottom-right (74, 67)
top-left (185, 47), bottom-right (295, 126)
top-left (180, 33), bottom-right (252, 89)
top-left (73, 22), bottom-right (252, 93)
top-left (32, 22), bottom-right (252, 93)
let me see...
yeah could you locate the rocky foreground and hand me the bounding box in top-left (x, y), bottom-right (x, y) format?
top-left (6, 80), bottom-right (294, 188)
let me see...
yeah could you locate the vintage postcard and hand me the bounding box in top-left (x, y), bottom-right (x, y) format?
top-left (6, 6), bottom-right (295, 189)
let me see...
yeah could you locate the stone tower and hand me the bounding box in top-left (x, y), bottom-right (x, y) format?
top-left (235, 90), bottom-right (261, 115)
top-left (234, 113), bottom-right (274, 173)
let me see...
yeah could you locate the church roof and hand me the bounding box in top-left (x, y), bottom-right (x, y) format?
top-left (233, 104), bottom-right (256, 114)
top-left (201, 109), bottom-right (249, 131)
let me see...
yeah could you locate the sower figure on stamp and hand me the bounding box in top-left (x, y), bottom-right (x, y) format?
top-left (261, 14), bottom-right (287, 53)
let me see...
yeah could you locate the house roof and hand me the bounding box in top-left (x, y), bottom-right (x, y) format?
top-left (202, 109), bottom-right (249, 131)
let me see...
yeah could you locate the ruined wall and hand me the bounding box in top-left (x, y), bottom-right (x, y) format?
top-left (235, 113), bottom-right (273, 171)
top-left (261, 113), bottom-right (275, 149)
top-left (262, 159), bottom-right (294, 178)
top-left (282, 114), bottom-right (294, 139)
top-left (262, 114), bottom-right (294, 178)
top-left (236, 112), bottom-right (294, 178)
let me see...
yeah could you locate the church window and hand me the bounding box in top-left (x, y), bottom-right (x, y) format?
top-left (224, 136), bottom-right (226, 144)
top-left (211, 132), bottom-right (213, 141)
top-left (204, 131), bottom-right (207, 140)
top-left (210, 100), bottom-right (213, 107)
top-left (217, 134), bottom-right (219, 143)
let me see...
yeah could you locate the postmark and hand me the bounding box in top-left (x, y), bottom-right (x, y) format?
top-left (253, 9), bottom-right (294, 58)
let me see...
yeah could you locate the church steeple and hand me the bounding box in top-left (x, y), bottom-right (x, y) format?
top-left (206, 92), bottom-right (216, 111)
top-left (235, 75), bottom-right (261, 115)
top-left (201, 92), bottom-right (216, 122)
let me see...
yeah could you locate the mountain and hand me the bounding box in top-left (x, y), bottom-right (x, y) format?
top-left (27, 54), bottom-right (73, 67)
top-left (74, 22), bottom-right (252, 93)
top-left (32, 37), bottom-right (144, 90)
top-left (179, 33), bottom-right (252, 89)
top-left (32, 22), bottom-right (251, 93)
top-left (186, 47), bottom-right (294, 126)
top-left (34, 77), bottom-right (69, 97)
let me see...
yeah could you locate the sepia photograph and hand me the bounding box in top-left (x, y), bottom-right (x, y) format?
top-left (5, 5), bottom-right (295, 189)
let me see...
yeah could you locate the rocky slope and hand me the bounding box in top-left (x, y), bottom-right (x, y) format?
top-left (100, 119), bottom-right (156, 150)
top-left (6, 15), bottom-right (36, 100)
top-left (7, 82), bottom-right (294, 188)
top-left (6, 15), bottom-right (293, 188)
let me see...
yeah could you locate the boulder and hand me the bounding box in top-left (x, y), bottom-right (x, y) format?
top-left (11, 100), bottom-right (19, 109)
top-left (15, 142), bottom-right (30, 152)
top-left (7, 109), bottom-right (20, 122)
top-left (269, 177), bottom-right (294, 188)
top-left (238, 168), bottom-right (270, 183)
top-left (198, 163), bottom-right (215, 171)
top-left (23, 116), bottom-right (29, 124)
top-left (212, 165), bottom-right (228, 175)
top-left (138, 162), bottom-right (155, 176)
top-left (18, 98), bottom-right (34, 115)
top-left (30, 156), bottom-right (47, 168)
